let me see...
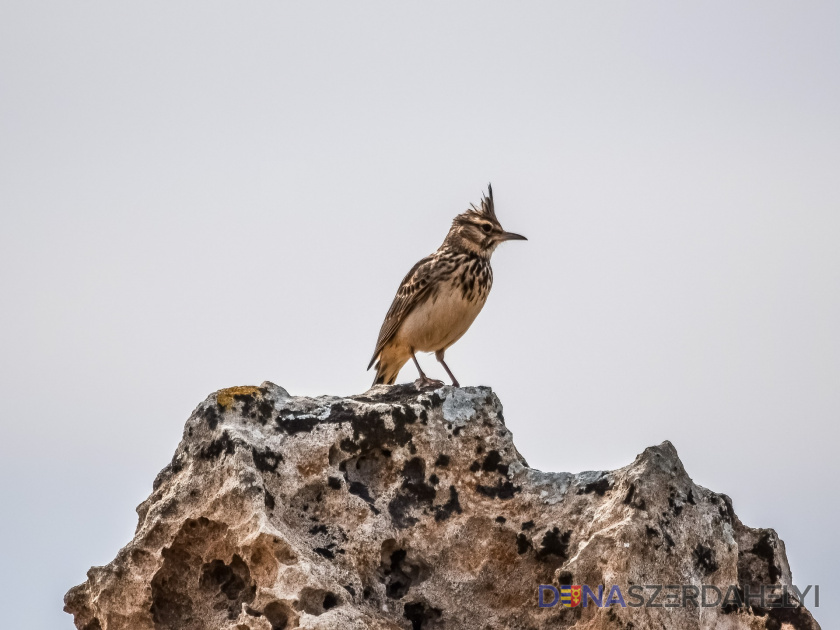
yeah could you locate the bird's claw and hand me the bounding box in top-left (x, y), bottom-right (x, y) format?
top-left (414, 376), bottom-right (445, 389)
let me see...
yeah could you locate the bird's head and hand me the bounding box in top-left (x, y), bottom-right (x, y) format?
top-left (444, 184), bottom-right (527, 257)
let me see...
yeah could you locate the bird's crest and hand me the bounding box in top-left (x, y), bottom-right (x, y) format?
top-left (468, 183), bottom-right (497, 222)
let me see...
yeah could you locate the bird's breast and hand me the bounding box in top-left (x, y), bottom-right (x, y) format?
top-left (396, 263), bottom-right (492, 353)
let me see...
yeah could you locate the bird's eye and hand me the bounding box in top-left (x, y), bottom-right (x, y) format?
top-left (481, 223), bottom-right (492, 233)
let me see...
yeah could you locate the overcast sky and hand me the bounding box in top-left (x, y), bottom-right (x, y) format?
top-left (1, 2), bottom-right (838, 628)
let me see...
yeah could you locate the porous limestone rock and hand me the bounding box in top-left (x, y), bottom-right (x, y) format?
top-left (65, 383), bottom-right (820, 630)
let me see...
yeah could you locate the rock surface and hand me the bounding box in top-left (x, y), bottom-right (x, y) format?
top-left (65, 383), bottom-right (820, 630)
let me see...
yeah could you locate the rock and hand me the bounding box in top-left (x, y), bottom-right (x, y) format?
top-left (65, 383), bottom-right (821, 629)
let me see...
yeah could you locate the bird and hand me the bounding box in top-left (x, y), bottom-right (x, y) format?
top-left (368, 184), bottom-right (526, 388)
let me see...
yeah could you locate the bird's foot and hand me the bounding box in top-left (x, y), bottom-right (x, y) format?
top-left (414, 376), bottom-right (445, 389)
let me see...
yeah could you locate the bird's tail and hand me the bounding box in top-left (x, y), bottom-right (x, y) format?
top-left (373, 359), bottom-right (402, 385)
top-left (372, 357), bottom-right (403, 386)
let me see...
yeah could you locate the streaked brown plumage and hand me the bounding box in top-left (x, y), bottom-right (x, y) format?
top-left (368, 184), bottom-right (526, 387)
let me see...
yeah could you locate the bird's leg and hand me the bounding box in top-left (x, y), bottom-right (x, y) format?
top-left (411, 349), bottom-right (444, 388)
top-left (436, 352), bottom-right (460, 388)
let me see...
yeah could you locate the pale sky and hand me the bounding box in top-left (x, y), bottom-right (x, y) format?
top-left (1, 2), bottom-right (838, 628)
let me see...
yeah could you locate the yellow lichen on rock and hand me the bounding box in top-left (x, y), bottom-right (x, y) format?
top-left (216, 385), bottom-right (263, 408)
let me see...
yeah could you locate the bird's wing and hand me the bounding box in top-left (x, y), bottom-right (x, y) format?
top-left (367, 254), bottom-right (438, 370)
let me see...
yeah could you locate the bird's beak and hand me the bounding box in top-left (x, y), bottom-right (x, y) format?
top-left (500, 231), bottom-right (527, 242)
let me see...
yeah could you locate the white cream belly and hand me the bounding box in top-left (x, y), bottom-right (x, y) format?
top-left (395, 280), bottom-right (488, 354)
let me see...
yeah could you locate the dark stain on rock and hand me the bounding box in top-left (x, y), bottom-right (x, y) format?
top-left (392, 404), bottom-right (418, 427)
top-left (535, 528), bottom-right (571, 562)
top-left (434, 454), bottom-right (450, 467)
top-left (333, 404), bottom-right (416, 455)
top-left (481, 450), bottom-right (509, 476)
top-left (578, 477), bottom-right (611, 496)
top-left (252, 447), bottom-right (282, 473)
top-left (476, 479), bottom-right (521, 500)
top-left (495, 516), bottom-right (506, 523)
top-left (434, 486), bottom-right (462, 522)
top-left (556, 571), bottom-right (573, 586)
top-left (200, 431), bottom-right (236, 460)
top-left (274, 400), bottom-right (368, 435)
top-left (313, 547), bottom-right (335, 559)
top-left (521, 520), bottom-right (535, 531)
top-left (275, 413), bottom-right (322, 435)
top-left (232, 391), bottom-right (274, 425)
top-left (751, 531), bottom-right (782, 583)
top-left (388, 458), bottom-right (437, 528)
top-left (200, 404), bottom-right (221, 430)
top-left (469, 461), bottom-right (481, 473)
top-left (234, 392), bottom-right (257, 418)
top-left (516, 533), bottom-right (532, 554)
top-left (255, 398), bottom-right (274, 425)
top-left (693, 543), bottom-right (719, 575)
top-left (327, 476), bottom-right (342, 489)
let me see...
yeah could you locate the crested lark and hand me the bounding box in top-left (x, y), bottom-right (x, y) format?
top-left (368, 184), bottom-right (526, 387)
